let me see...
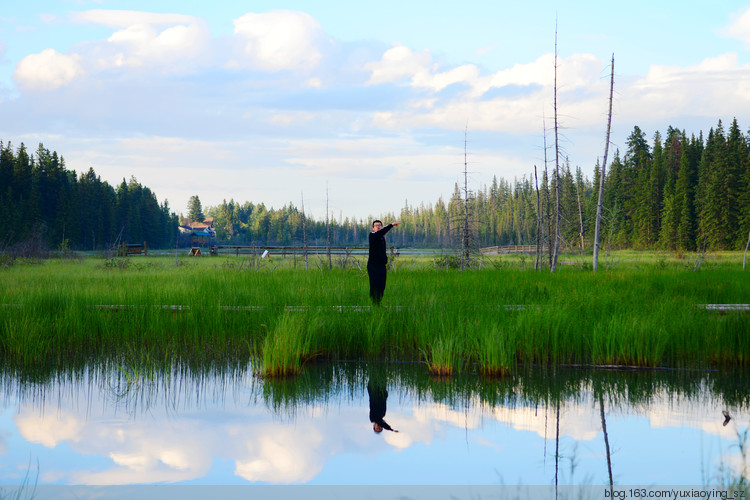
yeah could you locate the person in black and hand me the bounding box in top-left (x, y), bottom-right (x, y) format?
top-left (368, 379), bottom-right (398, 433)
top-left (367, 220), bottom-right (400, 305)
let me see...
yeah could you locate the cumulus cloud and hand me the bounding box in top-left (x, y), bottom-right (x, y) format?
top-left (103, 21), bottom-right (211, 70)
top-left (624, 53), bottom-right (750, 120)
top-left (366, 46), bottom-right (599, 97)
top-left (725, 6), bottom-right (750, 46)
top-left (235, 426), bottom-right (325, 483)
top-left (78, 10), bottom-right (211, 73)
top-left (14, 408), bottom-right (85, 447)
top-left (13, 49), bottom-right (85, 91)
top-left (365, 44), bottom-right (433, 86)
top-left (363, 45), bottom-right (609, 135)
top-left (13, 9), bottom-right (212, 91)
top-left (230, 11), bottom-right (326, 72)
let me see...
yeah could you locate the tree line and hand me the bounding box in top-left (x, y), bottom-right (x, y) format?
top-left (203, 119), bottom-right (750, 253)
top-left (0, 141), bottom-right (178, 251)
top-left (3, 117), bottom-right (749, 253)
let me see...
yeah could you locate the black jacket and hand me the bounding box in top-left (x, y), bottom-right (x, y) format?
top-left (368, 224), bottom-right (393, 267)
top-left (368, 381), bottom-right (394, 431)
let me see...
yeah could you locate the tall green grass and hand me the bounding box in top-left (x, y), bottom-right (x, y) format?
top-left (0, 254), bottom-right (748, 375)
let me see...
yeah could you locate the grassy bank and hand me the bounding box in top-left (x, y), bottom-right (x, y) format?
top-left (0, 253), bottom-right (748, 374)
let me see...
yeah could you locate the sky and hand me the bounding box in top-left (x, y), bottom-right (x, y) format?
top-left (3, 1), bottom-right (750, 220)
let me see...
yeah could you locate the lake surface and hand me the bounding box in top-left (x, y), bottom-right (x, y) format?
top-left (0, 363), bottom-right (747, 498)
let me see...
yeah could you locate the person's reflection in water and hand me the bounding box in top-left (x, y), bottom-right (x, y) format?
top-left (368, 379), bottom-right (399, 433)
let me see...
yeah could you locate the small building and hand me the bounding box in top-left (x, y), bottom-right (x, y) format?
top-left (191, 230), bottom-right (213, 247)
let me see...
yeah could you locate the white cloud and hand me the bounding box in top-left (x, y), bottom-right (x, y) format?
top-left (366, 47), bottom-right (599, 97)
top-left (230, 11), bottom-right (326, 72)
top-left (13, 10), bottom-right (212, 91)
top-left (73, 10), bottom-right (197, 29)
top-left (725, 6), bottom-right (750, 46)
top-left (624, 53), bottom-right (750, 120)
top-left (103, 21), bottom-right (211, 70)
top-left (365, 44), bottom-right (432, 86)
top-left (13, 48), bottom-right (85, 91)
top-left (14, 408), bottom-right (84, 447)
top-left (364, 47), bottom-right (608, 135)
top-left (78, 10), bottom-right (211, 73)
top-left (413, 64), bottom-right (480, 92)
top-left (234, 426), bottom-right (325, 483)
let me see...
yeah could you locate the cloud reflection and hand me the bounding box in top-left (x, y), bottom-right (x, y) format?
top-left (5, 375), bottom-right (747, 485)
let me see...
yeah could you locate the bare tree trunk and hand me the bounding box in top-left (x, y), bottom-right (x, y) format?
top-left (326, 184), bottom-right (331, 270)
top-left (555, 398), bottom-right (560, 499)
top-left (535, 165), bottom-right (542, 270)
top-left (744, 231), bottom-right (750, 270)
top-left (599, 394), bottom-right (614, 495)
top-left (551, 23), bottom-right (561, 273)
top-left (543, 113), bottom-right (553, 268)
top-left (462, 126), bottom-right (471, 271)
top-left (301, 193), bottom-right (309, 271)
top-left (576, 171), bottom-right (585, 252)
top-left (594, 54), bottom-right (615, 272)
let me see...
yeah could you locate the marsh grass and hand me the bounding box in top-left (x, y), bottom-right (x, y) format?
top-left (255, 313), bottom-right (318, 377)
top-left (1, 253), bottom-right (748, 375)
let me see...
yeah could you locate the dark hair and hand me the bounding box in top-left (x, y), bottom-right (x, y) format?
top-left (372, 219), bottom-right (382, 228)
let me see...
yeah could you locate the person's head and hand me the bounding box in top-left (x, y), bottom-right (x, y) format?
top-left (372, 220), bottom-right (383, 230)
top-left (373, 423), bottom-right (383, 433)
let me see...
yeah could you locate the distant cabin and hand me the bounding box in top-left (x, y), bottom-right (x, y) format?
top-left (179, 218), bottom-right (216, 247)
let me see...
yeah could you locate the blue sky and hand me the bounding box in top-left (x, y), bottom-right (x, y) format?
top-left (2, 1), bottom-right (750, 219)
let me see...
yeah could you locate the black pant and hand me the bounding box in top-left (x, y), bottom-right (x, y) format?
top-left (367, 265), bottom-right (387, 304)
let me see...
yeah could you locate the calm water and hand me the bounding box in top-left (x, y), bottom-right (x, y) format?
top-left (0, 363), bottom-right (747, 491)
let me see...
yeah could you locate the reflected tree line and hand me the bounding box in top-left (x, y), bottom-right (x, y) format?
top-left (3, 362), bottom-right (747, 417)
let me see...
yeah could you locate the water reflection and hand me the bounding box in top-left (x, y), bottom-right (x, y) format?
top-left (368, 378), bottom-right (398, 434)
top-left (0, 364), bottom-right (747, 486)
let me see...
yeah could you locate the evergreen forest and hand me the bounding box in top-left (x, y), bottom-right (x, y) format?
top-left (0, 142), bottom-right (178, 251)
top-left (2, 117), bottom-right (750, 253)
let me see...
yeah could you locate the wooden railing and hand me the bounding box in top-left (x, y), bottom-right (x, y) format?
top-left (209, 245), bottom-right (398, 256)
top-left (479, 245), bottom-right (537, 254)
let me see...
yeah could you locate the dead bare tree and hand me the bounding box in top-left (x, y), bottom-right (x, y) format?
top-left (543, 113), bottom-right (553, 268)
top-left (301, 193), bottom-right (309, 271)
top-left (535, 165), bottom-right (542, 270)
top-left (594, 54), bottom-right (615, 272)
top-left (551, 22), bottom-right (562, 273)
top-left (461, 125), bottom-right (472, 270)
top-left (326, 184), bottom-right (332, 270)
top-left (599, 393), bottom-right (614, 495)
top-left (555, 397), bottom-right (560, 499)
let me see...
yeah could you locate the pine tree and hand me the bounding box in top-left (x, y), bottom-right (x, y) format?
top-left (187, 195), bottom-right (204, 223)
top-left (698, 122), bottom-right (732, 248)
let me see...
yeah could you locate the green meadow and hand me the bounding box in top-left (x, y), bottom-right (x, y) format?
top-left (0, 251), bottom-right (748, 376)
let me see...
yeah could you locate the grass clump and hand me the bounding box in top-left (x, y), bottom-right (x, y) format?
top-left (256, 313), bottom-right (315, 377)
top-left (474, 324), bottom-right (515, 377)
top-left (423, 335), bottom-right (462, 377)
